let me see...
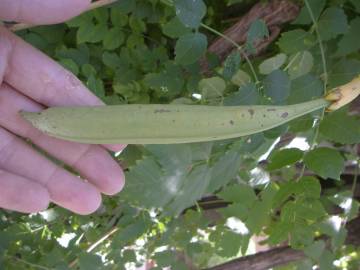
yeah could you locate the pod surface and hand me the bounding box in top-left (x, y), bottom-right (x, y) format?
top-left (21, 99), bottom-right (329, 144)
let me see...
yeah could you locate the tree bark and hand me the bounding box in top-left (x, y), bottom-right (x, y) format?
top-left (205, 216), bottom-right (360, 270)
top-left (201, 0), bottom-right (300, 74)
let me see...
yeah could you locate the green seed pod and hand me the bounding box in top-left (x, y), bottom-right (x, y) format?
top-left (21, 99), bottom-right (329, 144)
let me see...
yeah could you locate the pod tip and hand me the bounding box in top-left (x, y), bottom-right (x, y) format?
top-left (325, 76), bottom-right (360, 111)
top-left (19, 111), bottom-right (42, 129)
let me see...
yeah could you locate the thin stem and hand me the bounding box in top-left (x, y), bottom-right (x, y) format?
top-left (304, 0), bottom-right (328, 93)
top-left (87, 0), bottom-right (118, 11)
top-left (283, 52), bottom-right (300, 71)
top-left (295, 111), bottom-right (325, 182)
top-left (161, 0), bottom-right (260, 84)
top-left (295, 1), bottom-right (329, 182)
top-left (68, 226), bottom-right (119, 268)
top-left (9, 0), bottom-right (119, 32)
top-left (351, 148), bottom-right (359, 195)
top-left (200, 23), bottom-right (260, 84)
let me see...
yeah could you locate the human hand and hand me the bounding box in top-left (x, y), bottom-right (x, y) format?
top-left (0, 0), bottom-right (126, 214)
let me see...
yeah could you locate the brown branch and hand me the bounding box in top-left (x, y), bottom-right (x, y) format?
top-left (205, 216), bottom-right (360, 270)
top-left (201, 0), bottom-right (300, 74)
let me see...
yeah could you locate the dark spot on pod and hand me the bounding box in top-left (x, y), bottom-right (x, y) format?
top-left (154, 109), bottom-right (171, 113)
top-left (281, 112), bottom-right (289, 118)
top-left (267, 108), bottom-right (276, 112)
top-left (248, 109), bottom-right (255, 117)
top-left (263, 114), bottom-right (266, 118)
top-left (172, 119), bottom-right (176, 123)
top-left (229, 120), bottom-right (234, 125)
top-left (352, 87), bottom-right (357, 90)
top-left (241, 113), bottom-right (245, 117)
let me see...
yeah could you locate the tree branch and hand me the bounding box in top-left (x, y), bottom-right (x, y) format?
top-left (200, 0), bottom-right (300, 74)
top-left (205, 216), bottom-right (360, 270)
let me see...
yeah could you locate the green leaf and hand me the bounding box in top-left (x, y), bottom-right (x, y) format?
top-left (144, 62), bottom-right (185, 97)
top-left (122, 157), bottom-right (179, 208)
top-left (336, 17), bottom-right (360, 56)
top-left (319, 250), bottom-right (336, 270)
top-left (103, 27), bottom-right (125, 50)
top-left (153, 251), bottom-right (176, 267)
top-left (93, 8), bottom-right (108, 24)
top-left (111, 8), bottom-right (128, 26)
top-left (102, 52), bottom-right (120, 69)
top-left (216, 230), bottom-right (242, 258)
top-left (317, 7), bottom-right (348, 41)
top-left (219, 203), bottom-right (249, 220)
top-left (349, 0), bottom-right (360, 12)
top-left (113, 0), bottom-right (136, 13)
top-left (175, 33), bottom-right (208, 65)
top-left (246, 200), bottom-right (270, 233)
top-left (174, 0), bottom-right (207, 29)
top-left (288, 51), bottom-right (314, 79)
top-left (259, 53), bottom-right (287, 75)
top-left (113, 218), bottom-right (149, 245)
top-left (218, 184), bottom-right (257, 208)
top-left (59, 59), bottom-right (79, 76)
top-left (277, 29), bottom-right (316, 54)
top-left (198, 76), bottom-right (226, 102)
top-left (78, 254), bottom-right (103, 270)
top-left (304, 240), bottom-right (326, 260)
top-left (290, 221), bottom-right (316, 247)
top-left (77, 22), bottom-right (107, 44)
top-left (162, 17), bottom-right (191, 38)
top-left (207, 148), bottom-right (242, 193)
top-left (129, 15), bottom-right (146, 33)
top-left (164, 164), bottom-right (212, 215)
top-left (273, 181), bottom-right (296, 208)
top-left (56, 44), bottom-right (90, 66)
top-left (231, 70), bottom-right (251, 87)
top-left (297, 199), bottom-right (327, 221)
top-left (296, 176), bottom-right (321, 199)
top-left (289, 115), bottom-right (314, 133)
top-left (246, 19), bottom-right (269, 52)
top-left (264, 70), bottom-right (291, 104)
top-left (331, 227), bottom-right (347, 250)
top-left (267, 148), bottom-right (303, 171)
top-left (304, 148), bottom-right (344, 180)
top-left (319, 108), bottom-right (360, 144)
top-left (267, 221), bottom-right (292, 244)
top-left (288, 74), bottom-right (323, 104)
top-left (293, 0), bottom-right (326, 25)
top-left (224, 82), bottom-right (259, 106)
top-left (223, 51), bottom-right (241, 80)
top-left (328, 59), bottom-right (360, 88)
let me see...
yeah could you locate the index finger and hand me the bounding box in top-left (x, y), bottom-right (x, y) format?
top-left (0, 0), bottom-right (91, 24)
top-left (0, 27), bottom-right (125, 152)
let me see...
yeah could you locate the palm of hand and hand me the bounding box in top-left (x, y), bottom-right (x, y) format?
top-left (0, 0), bottom-right (125, 215)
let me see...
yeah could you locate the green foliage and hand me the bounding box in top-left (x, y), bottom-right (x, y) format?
top-left (259, 53), bottom-right (287, 75)
top-left (175, 32), bottom-right (208, 65)
top-left (267, 148), bottom-right (303, 171)
top-left (304, 148), bottom-right (345, 180)
top-left (174, 0), bottom-right (206, 29)
top-left (2, 0), bottom-right (360, 269)
top-left (264, 70), bottom-right (291, 104)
